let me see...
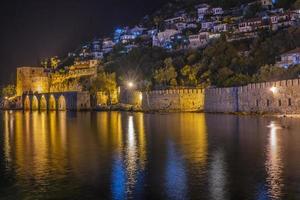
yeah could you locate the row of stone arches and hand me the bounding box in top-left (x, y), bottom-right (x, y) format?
top-left (24, 95), bottom-right (66, 111)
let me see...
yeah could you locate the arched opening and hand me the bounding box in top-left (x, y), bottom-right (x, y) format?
top-left (40, 95), bottom-right (47, 110)
top-left (58, 95), bottom-right (66, 111)
top-left (32, 96), bottom-right (39, 110)
top-left (49, 95), bottom-right (56, 110)
top-left (24, 96), bottom-right (30, 110)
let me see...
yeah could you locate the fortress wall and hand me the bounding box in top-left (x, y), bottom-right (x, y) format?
top-left (205, 79), bottom-right (300, 114)
top-left (204, 87), bottom-right (238, 113)
top-left (142, 88), bottom-right (205, 111)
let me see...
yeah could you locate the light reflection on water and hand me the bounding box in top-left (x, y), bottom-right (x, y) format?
top-left (1, 111), bottom-right (300, 199)
top-left (266, 121), bottom-right (283, 200)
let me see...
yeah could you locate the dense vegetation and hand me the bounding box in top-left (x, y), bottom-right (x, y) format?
top-left (102, 27), bottom-right (300, 90)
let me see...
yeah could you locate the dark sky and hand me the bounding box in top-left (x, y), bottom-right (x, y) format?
top-left (0, 0), bottom-right (169, 85)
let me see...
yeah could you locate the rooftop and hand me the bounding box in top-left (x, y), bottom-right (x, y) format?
top-left (282, 47), bottom-right (300, 56)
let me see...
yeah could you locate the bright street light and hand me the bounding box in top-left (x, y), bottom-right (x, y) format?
top-left (270, 86), bottom-right (278, 94)
top-left (127, 81), bottom-right (134, 88)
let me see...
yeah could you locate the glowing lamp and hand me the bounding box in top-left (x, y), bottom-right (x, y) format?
top-left (127, 81), bottom-right (134, 88)
top-left (270, 86), bottom-right (278, 94)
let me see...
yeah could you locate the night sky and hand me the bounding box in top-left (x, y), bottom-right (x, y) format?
top-left (0, 0), bottom-right (169, 85)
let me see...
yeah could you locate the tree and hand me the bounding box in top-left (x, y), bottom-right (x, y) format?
top-left (255, 64), bottom-right (287, 82)
top-left (105, 47), bottom-right (169, 85)
top-left (153, 58), bottom-right (178, 87)
top-left (1, 84), bottom-right (16, 98)
top-left (50, 56), bottom-right (61, 69)
top-left (293, 0), bottom-right (300, 8)
top-left (180, 65), bottom-right (200, 86)
top-left (244, 3), bottom-right (262, 19)
top-left (90, 71), bottom-right (117, 104)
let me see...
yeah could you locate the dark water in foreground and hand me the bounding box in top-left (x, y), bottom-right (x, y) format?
top-left (0, 111), bottom-right (300, 200)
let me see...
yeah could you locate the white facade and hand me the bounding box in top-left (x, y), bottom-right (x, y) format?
top-left (201, 21), bottom-right (214, 31)
top-left (238, 19), bottom-right (262, 32)
top-left (175, 22), bottom-right (187, 31)
top-left (164, 16), bottom-right (185, 25)
top-left (198, 7), bottom-right (210, 15)
top-left (212, 7), bottom-right (224, 15)
top-left (157, 29), bottom-right (179, 42)
top-left (92, 52), bottom-right (103, 59)
top-left (120, 34), bottom-right (136, 43)
top-left (213, 23), bottom-right (229, 32)
top-left (188, 32), bottom-right (209, 49)
top-left (102, 39), bottom-right (115, 54)
top-left (277, 48), bottom-right (300, 68)
top-left (261, 0), bottom-right (273, 7)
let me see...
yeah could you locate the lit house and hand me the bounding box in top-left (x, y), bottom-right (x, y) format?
top-left (276, 48), bottom-right (300, 68)
top-left (102, 38), bottom-right (115, 54)
top-left (212, 7), bottom-right (224, 15)
top-left (120, 34), bottom-right (136, 43)
top-left (91, 39), bottom-right (103, 59)
top-left (187, 32), bottom-right (210, 49)
top-left (261, 0), bottom-right (274, 9)
top-left (129, 26), bottom-right (146, 36)
top-left (175, 22), bottom-right (187, 31)
top-left (197, 4), bottom-right (210, 21)
top-left (213, 23), bottom-right (229, 32)
top-left (197, 4), bottom-right (210, 15)
top-left (238, 18), bottom-right (262, 32)
top-left (164, 16), bottom-right (185, 25)
top-left (153, 29), bottom-right (179, 47)
top-left (201, 21), bottom-right (214, 31)
top-left (270, 13), bottom-right (293, 31)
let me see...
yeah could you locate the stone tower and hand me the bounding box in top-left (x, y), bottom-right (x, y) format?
top-left (16, 67), bottom-right (49, 96)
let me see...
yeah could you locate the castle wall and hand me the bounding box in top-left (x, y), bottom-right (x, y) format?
top-left (120, 87), bottom-right (142, 107)
top-left (204, 87), bottom-right (238, 113)
top-left (205, 79), bottom-right (300, 114)
top-left (142, 88), bottom-right (205, 111)
top-left (16, 67), bottom-right (49, 95)
top-left (76, 92), bottom-right (91, 110)
top-left (21, 91), bottom-right (91, 111)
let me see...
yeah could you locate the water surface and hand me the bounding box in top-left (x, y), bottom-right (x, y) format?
top-left (0, 111), bottom-right (300, 200)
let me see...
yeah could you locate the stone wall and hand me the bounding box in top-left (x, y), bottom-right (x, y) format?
top-left (16, 67), bottom-right (49, 96)
top-left (120, 88), bottom-right (142, 107)
top-left (205, 79), bottom-right (300, 114)
top-left (20, 91), bottom-right (91, 111)
top-left (204, 87), bottom-right (238, 113)
top-left (142, 88), bottom-right (205, 111)
top-left (76, 92), bottom-right (91, 110)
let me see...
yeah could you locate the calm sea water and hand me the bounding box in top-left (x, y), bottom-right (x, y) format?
top-left (0, 111), bottom-right (300, 200)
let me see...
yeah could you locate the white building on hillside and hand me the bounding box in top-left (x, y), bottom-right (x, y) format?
top-left (164, 16), bottom-right (185, 25)
top-left (212, 7), bottom-right (224, 15)
top-left (153, 29), bottom-right (179, 47)
top-left (188, 32), bottom-right (210, 49)
top-left (276, 48), bottom-right (300, 68)
top-left (213, 23), bottom-right (229, 32)
top-left (201, 21), bottom-right (214, 31)
top-left (102, 38), bottom-right (115, 54)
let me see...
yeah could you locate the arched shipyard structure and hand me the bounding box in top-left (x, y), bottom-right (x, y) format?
top-left (21, 91), bottom-right (90, 111)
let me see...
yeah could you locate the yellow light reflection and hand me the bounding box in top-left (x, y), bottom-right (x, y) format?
top-left (179, 113), bottom-right (208, 168)
top-left (125, 115), bottom-right (137, 195)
